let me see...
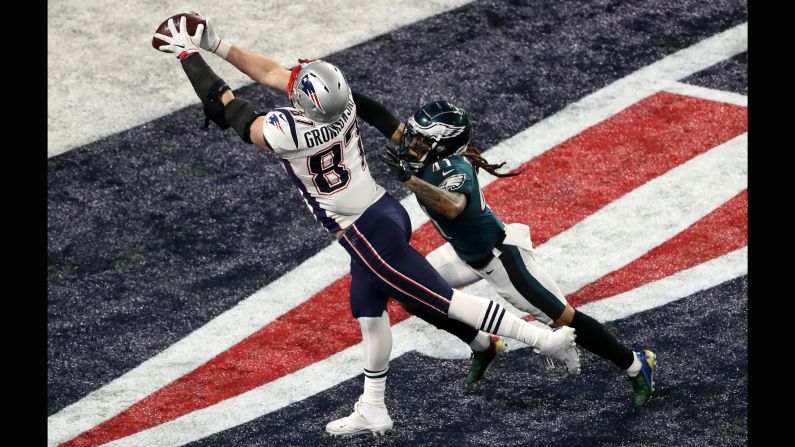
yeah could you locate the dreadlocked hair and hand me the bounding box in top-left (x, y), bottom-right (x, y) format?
top-left (461, 142), bottom-right (519, 178)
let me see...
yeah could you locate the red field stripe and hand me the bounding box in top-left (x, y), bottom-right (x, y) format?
top-left (63, 285), bottom-right (414, 447)
top-left (566, 190), bottom-right (747, 307)
top-left (486, 92), bottom-right (747, 246)
top-left (62, 93), bottom-right (746, 446)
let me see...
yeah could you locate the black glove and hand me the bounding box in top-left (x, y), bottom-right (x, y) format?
top-left (378, 144), bottom-right (415, 182)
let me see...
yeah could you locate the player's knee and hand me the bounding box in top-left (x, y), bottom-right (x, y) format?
top-left (351, 300), bottom-right (388, 319)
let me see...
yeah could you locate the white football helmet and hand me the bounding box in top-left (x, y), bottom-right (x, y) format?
top-left (288, 60), bottom-right (350, 123)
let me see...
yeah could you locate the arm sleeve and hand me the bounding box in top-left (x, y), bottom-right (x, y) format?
top-left (351, 90), bottom-right (401, 138)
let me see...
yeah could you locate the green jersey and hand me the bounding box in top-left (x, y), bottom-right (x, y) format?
top-left (416, 155), bottom-right (505, 263)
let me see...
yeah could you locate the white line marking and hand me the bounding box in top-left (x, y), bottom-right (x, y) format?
top-left (47, 22), bottom-right (748, 447)
top-left (47, 0), bottom-right (474, 157)
top-left (102, 247), bottom-right (747, 447)
top-left (577, 247), bottom-right (747, 323)
top-left (471, 23), bottom-right (747, 182)
top-left (663, 81), bottom-right (747, 106)
top-left (542, 134), bottom-right (747, 294)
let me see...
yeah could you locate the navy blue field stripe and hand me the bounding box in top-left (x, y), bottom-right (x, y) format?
top-left (683, 51), bottom-right (747, 95)
top-left (186, 276), bottom-right (748, 447)
top-left (47, 0), bottom-right (747, 415)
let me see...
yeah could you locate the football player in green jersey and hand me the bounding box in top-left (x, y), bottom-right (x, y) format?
top-left (355, 94), bottom-right (656, 406)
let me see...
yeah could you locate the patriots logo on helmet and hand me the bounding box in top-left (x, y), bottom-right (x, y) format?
top-left (438, 173), bottom-right (467, 191)
top-left (298, 75), bottom-right (326, 113)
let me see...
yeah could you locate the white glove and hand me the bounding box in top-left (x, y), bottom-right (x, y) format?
top-left (195, 14), bottom-right (232, 59)
top-left (154, 16), bottom-right (204, 59)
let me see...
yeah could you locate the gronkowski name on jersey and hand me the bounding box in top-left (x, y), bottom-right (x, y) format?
top-left (261, 94), bottom-right (385, 233)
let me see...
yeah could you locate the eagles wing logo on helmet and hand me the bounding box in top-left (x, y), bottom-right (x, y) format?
top-left (298, 74), bottom-right (326, 113)
top-left (414, 120), bottom-right (467, 140)
top-left (404, 101), bottom-right (473, 165)
top-left (438, 173), bottom-right (467, 191)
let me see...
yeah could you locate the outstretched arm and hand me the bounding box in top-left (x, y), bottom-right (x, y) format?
top-left (225, 46), bottom-right (292, 92)
top-left (216, 88), bottom-right (271, 150)
top-left (351, 91), bottom-right (404, 143)
top-left (357, 91), bottom-right (466, 219)
top-left (156, 16), bottom-right (272, 152)
top-left (196, 14), bottom-right (291, 92)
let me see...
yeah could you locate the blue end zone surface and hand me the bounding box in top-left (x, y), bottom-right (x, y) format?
top-left (47, 0), bottom-right (748, 415)
top-left (187, 276), bottom-right (748, 447)
top-left (683, 52), bottom-right (747, 95)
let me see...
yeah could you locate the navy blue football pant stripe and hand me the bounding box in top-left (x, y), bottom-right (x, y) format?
top-left (498, 244), bottom-right (566, 320)
top-left (340, 194), bottom-right (453, 318)
top-left (349, 259), bottom-right (391, 318)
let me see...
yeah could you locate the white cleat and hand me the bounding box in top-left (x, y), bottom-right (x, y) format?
top-left (325, 396), bottom-right (393, 437)
top-left (535, 326), bottom-right (581, 376)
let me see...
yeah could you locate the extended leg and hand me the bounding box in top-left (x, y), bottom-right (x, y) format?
top-left (479, 224), bottom-right (655, 404)
top-left (326, 263), bottom-right (394, 437)
top-left (339, 220), bottom-right (580, 375)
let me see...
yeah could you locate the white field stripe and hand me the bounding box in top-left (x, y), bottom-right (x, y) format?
top-left (576, 247), bottom-right (747, 323)
top-left (98, 138), bottom-right (751, 444)
top-left (466, 23), bottom-right (748, 185)
top-left (663, 81), bottom-right (748, 106)
top-left (540, 133), bottom-right (747, 295)
top-left (47, 0), bottom-right (474, 158)
top-left (47, 23), bottom-right (748, 447)
top-left (102, 247), bottom-right (747, 447)
top-left (47, 242), bottom-right (353, 447)
top-left (79, 135), bottom-right (751, 447)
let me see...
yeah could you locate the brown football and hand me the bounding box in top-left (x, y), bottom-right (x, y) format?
top-left (152, 12), bottom-right (206, 50)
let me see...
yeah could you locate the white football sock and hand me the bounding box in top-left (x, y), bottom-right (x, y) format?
top-left (626, 352), bottom-right (642, 377)
top-left (362, 373), bottom-right (387, 408)
top-left (448, 290), bottom-right (549, 350)
top-left (358, 311), bottom-right (392, 407)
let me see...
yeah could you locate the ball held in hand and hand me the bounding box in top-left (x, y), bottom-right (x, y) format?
top-left (152, 12), bottom-right (206, 50)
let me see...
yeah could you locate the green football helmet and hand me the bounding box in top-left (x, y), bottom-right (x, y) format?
top-left (399, 101), bottom-right (472, 168)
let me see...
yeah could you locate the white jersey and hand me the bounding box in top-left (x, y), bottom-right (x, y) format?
top-left (260, 94), bottom-right (385, 233)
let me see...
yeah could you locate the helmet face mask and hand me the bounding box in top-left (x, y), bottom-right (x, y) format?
top-left (399, 123), bottom-right (438, 169)
top-left (399, 101), bottom-right (472, 168)
top-left (288, 60), bottom-right (350, 123)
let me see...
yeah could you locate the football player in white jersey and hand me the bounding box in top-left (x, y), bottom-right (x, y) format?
top-left (155, 14), bottom-right (582, 437)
